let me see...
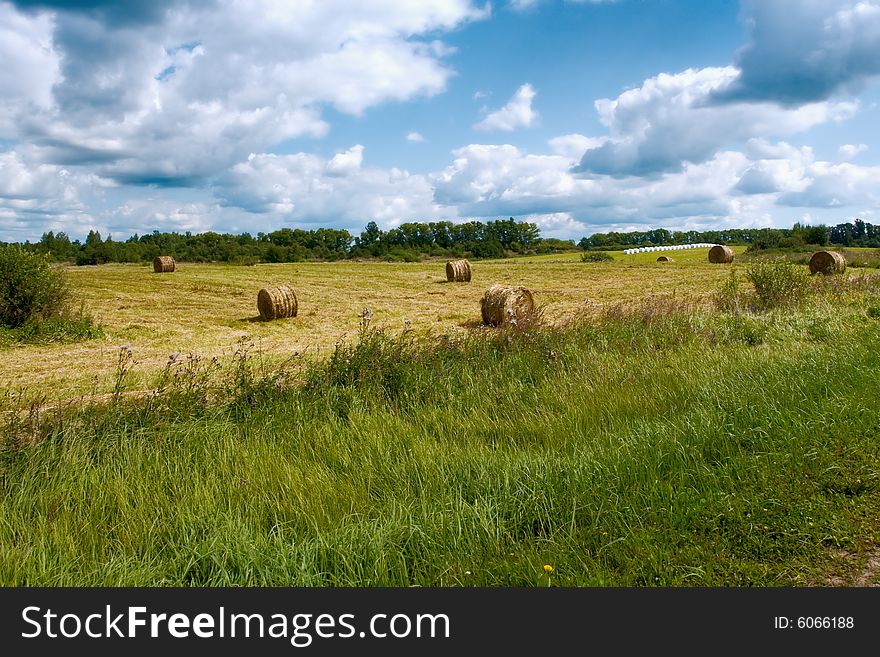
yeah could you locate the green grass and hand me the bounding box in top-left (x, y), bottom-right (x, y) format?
top-left (2, 280), bottom-right (878, 586)
top-left (0, 312), bottom-right (103, 347)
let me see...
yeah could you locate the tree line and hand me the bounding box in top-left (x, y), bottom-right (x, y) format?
top-left (18, 218), bottom-right (581, 265)
top-left (7, 217), bottom-right (877, 266)
top-left (578, 219), bottom-right (879, 251)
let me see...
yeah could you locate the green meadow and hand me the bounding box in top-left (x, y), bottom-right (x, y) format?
top-left (2, 252), bottom-right (879, 586)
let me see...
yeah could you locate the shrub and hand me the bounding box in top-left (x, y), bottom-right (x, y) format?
top-left (581, 251), bottom-right (614, 263)
top-left (0, 245), bottom-right (70, 328)
top-left (747, 260), bottom-right (812, 311)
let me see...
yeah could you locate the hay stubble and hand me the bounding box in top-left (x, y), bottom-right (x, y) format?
top-left (2, 252), bottom-right (747, 397)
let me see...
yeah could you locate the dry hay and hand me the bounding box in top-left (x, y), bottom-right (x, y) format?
top-left (656, 256), bottom-right (673, 262)
top-left (153, 255), bottom-right (176, 273)
top-left (480, 284), bottom-right (535, 327)
top-left (257, 285), bottom-right (298, 321)
top-left (708, 245), bottom-right (734, 264)
top-left (446, 259), bottom-right (472, 282)
top-left (809, 250), bottom-right (847, 275)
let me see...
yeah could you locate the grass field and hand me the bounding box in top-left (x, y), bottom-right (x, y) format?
top-left (1, 247), bottom-right (744, 398)
top-left (2, 248), bottom-right (879, 586)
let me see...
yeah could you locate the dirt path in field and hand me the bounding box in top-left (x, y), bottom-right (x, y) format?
top-left (825, 546), bottom-right (880, 587)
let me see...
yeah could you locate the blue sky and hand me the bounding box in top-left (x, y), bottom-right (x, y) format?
top-left (1, 0), bottom-right (879, 242)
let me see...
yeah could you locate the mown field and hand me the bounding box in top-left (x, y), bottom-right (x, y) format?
top-left (2, 248), bottom-right (880, 586)
top-left (1, 248), bottom-right (743, 398)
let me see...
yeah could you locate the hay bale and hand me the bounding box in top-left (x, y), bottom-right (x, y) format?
top-left (656, 256), bottom-right (673, 262)
top-left (257, 285), bottom-right (298, 321)
top-left (480, 284), bottom-right (534, 327)
top-left (809, 250), bottom-right (847, 275)
top-left (153, 255), bottom-right (176, 273)
top-left (708, 245), bottom-right (734, 264)
top-left (446, 259), bottom-right (472, 282)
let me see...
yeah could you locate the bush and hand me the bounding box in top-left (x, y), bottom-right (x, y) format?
top-left (747, 260), bottom-right (812, 311)
top-left (581, 251), bottom-right (614, 263)
top-left (0, 245), bottom-right (71, 328)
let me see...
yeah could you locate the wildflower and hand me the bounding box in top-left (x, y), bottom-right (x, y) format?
top-left (543, 565), bottom-right (553, 573)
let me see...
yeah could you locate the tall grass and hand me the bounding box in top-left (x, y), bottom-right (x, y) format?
top-left (1, 279), bottom-right (879, 586)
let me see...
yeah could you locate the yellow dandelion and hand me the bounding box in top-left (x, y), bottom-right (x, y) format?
top-left (543, 565), bottom-right (554, 573)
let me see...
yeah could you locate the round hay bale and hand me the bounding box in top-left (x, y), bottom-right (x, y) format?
top-left (809, 250), bottom-right (846, 275)
top-left (257, 285), bottom-right (298, 321)
top-left (656, 256), bottom-right (673, 262)
top-left (446, 258), bottom-right (472, 282)
top-left (153, 255), bottom-right (176, 273)
top-left (708, 245), bottom-right (734, 264)
top-left (480, 284), bottom-right (534, 327)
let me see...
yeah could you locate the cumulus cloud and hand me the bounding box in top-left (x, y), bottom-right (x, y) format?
top-left (474, 83), bottom-right (538, 131)
top-left (838, 143), bottom-right (868, 160)
top-left (778, 161), bottom-right (880, 207)
top-left (509, 0), bottom-right (619, 9)
top-left (216, 148), bottom-right (445, 228)
top-left (326, 145), bottom-right (364, 177)
top-left (4, 0), bottom-right (485, 186)
top-left (548, 133), bottom-right (607, 161)
top-left (0, 4), bottom-right (59, 138)
top-left (3, 0), bottom-right (880, 242)
top-left (716, 0), bottom-right (880, 105)
top-left (508, 0), bottom-right (541, 9)
top-left (103, 198), bottom-right (223, 236)
top-left (526, 212), bottom-right (589, 239)
top-left (0, 149), bottom-right (102, 238)
top-left (432, 141), bottom-right (753, 225)
top-left (573, 67), bottom-right (856, 176)
top-left (432, 136), bottom-right (880, 232)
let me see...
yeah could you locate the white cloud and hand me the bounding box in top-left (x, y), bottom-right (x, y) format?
top-left (432, 141), bottom-right (749, 225)
top-left (719, 0), bottom-right (880, 104)
top-left (326, 145), bottom-right (364, 176)
top-left (406, 131), bottom-right (426, 142)
top-left (0, 4), bottom-right (60, 138)
top-left (779, 161), bottom-right (880, 207)
top-left (526, 212), bottom-right (589, 239)
top-left (548, 133), bottom-right (607, 161)
top-left (510, 0), bottom-right (620, 9)
top-left (431, 137), bottom-right (880, 233)
top-left (3, 0), bottom-right (486, 186)
top-left (217, 148), bottom-right (445, 228)
top-left (573, 67), bottom-right (857, 176)
top-left (104, 198), bottom-right (220, 236)
top-left (509, 0), bottom-right (542, 9)
top-left (0, 149), bottom-right (101, 238)
top-left (474, 83), bottom-right (538, 131)
top-left (838, 143), bottom-right (868, 160)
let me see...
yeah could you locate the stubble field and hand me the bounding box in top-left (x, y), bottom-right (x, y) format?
top-left (2, 248), bottom-right (740, 398)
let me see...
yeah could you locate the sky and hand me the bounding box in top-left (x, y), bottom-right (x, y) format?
top-left (1, 0), bottom-right (880, 243)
